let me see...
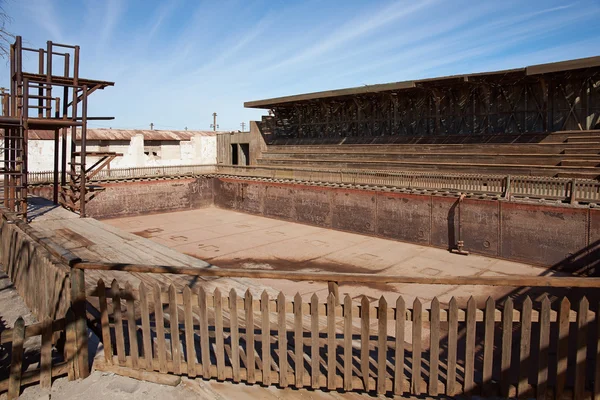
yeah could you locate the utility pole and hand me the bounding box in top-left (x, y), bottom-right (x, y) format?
top-left (240, 122), bottom-right (246, 131)
top-left (210, 112), bottom-right (219, 131)
top-left (150, 122), bottom-right (154, 130)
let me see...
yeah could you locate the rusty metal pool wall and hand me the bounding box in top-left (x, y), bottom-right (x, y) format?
top-left (212, 177), bottom-right (600, 271)
top-left (33, 176), bottom-right (599, 270)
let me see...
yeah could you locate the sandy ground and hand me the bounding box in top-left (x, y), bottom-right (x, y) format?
top-left (15, 371), bottom-right (403, 400)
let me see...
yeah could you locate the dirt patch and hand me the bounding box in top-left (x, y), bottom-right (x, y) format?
top-left (184, 255), bottom-right (398, 292)
top-left (132, 227), bottom-right (164, 238)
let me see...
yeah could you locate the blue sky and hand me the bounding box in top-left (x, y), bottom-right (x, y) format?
top-left (2, 0), bottom-right (599, 131)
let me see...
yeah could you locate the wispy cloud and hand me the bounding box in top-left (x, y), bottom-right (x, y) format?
top-left (265, 0), bottom-right (438, 72)
top-left (1, 0), bottom-right (598, 131)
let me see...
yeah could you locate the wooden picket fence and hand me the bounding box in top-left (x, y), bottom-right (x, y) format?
top-left (90, 278), bottom-right (600, 399)
top-left (0, 314), bottom-right (77, 399)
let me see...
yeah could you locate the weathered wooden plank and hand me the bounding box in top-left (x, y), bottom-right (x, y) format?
top-left (71, 268), bottom-right (89, 379)
top-left (168, 284), bottom-right (181, 375)
top-left (361, 295), bottom-right (371, 392)
top-left (125, 282), bottom-right (139, 369)
top-left (278, 292), bottom-right (288, 388)
top-left (327, 293), bottom-right (336, 391)
top-left (40, 318), bottom-right (53, 389)
top-left (556, 297), bottom-right (570, 400)
top-left (311, 293), bottom-right (320, 389)
top-left (8, 317), bottom-right (25, 400)
top-left (518, 296), bottom-right (532, 398)
top-left (183, 286), bottom-right (196, 378)
top-left (230, 289), bottom-right (240, 383)
top-left (412, 298), bottom-right (422, 396)
top-left (198, 286), bottom-right (210, 379)
top-left (98, 279), bottom-right (113, 364)
top-left (65, 310), bottom-right (77, 380)
top-left (574, 297), bottom-right (589, 400)
top-left (465, 296), bottom-right (476, 395)
top-left (537, 296), bottom-right (550, 400)
top-left (261, 290), bottom-right (271, 385)
top-left (483, 297), bottom-right (495, 396)
top-left (344, 294), bottom-right (353, 392)
top-left (294, 292), bottom-right (304, 388)
top-left (139, 282), bottom-right (153, 371)
top-left (153, 282), bottom-right (168, 373)
top-left (447, 297), bottom-right (458, 396)
top-left (215, 288), bottom-right (225, 381)
top-left (394, 296), bottom-right (406, 395)
top-left (112, 280), bottom-right (126, 366)
top-left (377, 296), bottom-right (388, 395)
top-left (429, 297), bottom-right (440, 396)
top-left (245, 289), bottom-right (256, 384)
top-left (501, 297), bottom-right (514, 398)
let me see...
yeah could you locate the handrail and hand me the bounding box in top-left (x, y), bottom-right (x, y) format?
top-left (22, 163), bottom-right (600, 203)
top-left (74, 261), bottom-right (600, 288)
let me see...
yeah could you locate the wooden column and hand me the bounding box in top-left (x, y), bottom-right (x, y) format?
top-left (70, 268), bottom-right (89, 378)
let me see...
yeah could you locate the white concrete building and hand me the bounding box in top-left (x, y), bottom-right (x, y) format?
top-left (28, 129), bottom-right (220, 172)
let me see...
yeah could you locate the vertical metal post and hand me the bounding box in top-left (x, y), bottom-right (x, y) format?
top-left (61, 129), bottom-right (67, 187)
top-left (61, 53), bottom-right (70, 192)
top-left (46, 41), bottom-right (52, 118)
top-left (38, 48), bottom-right (44, 118)
top-left (21, 78), bottom-right (28, 219)
top-left (80, 85), bottom-right (88, 218)
top-left (53, 97), bottom-right (60, 204)
top-left (2, 93), bottom-right (8, 207)
top-left (73, 46), bottom-right (79, 86)
top-left (62, 52), bottom-right (70, 118)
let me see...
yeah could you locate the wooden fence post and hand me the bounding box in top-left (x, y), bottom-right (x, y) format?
top-left (70, 267), bottom-right (89, 379)
top-left (327, 281), bottom-right (339, 305)
top-left (7, 317), bottom-right (25, 399)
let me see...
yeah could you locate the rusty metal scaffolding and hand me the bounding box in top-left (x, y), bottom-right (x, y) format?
top-left (0, 36), bottom-right (115, 219)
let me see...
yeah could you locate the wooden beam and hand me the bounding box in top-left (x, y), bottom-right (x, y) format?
top-left (75, 261), bottom-right (600, 288)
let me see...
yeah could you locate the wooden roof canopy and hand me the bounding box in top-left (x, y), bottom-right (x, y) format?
top-left (244, 55), bottom-right (600, 109)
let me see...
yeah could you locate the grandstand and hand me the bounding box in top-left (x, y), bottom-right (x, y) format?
top-left (245, 56), bottom-right (600, 179)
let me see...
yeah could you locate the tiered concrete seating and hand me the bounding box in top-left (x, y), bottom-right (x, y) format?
top-left (256, 131), bottom-right (600, 179)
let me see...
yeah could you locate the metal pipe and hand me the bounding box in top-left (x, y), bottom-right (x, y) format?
top-left (53, 97), bottom-right (60, 204)
top-left (46, 41), bottom-right (52, 119)
top-left (21, 78), bottom-right (28, 219)
top-left (38, 48), bottom-right (43, 118)
top-left (62, 52), bottom-right (69, 118)
top-left (80, 85), bottom-right (87, 217)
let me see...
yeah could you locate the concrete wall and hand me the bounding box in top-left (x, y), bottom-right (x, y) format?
top-left (28, 133), bottom-right (218, 172)
top-left (213, 177), bottom-right (600, 271)
top-left (216, 132), bottom-right (252, 165)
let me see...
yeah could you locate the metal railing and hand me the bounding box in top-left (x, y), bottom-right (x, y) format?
top-left (23, 164), bottom-right (600, 204)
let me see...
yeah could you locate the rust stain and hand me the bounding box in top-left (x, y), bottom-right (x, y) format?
top-left (56, 228), bottom-right (95, 248)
